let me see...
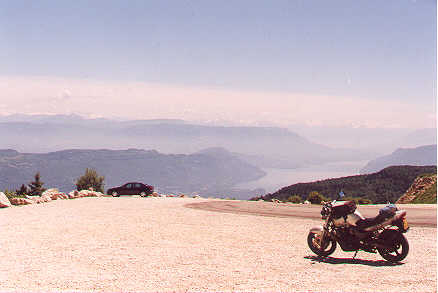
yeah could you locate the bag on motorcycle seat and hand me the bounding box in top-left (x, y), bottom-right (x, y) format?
top-left (332, 201), bottom-right (357, 219)
top-left (379, 204), bottom-right (397, 218)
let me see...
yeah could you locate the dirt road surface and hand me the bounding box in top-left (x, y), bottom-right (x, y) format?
top-left (0, 197), bottom-right (436, 291)
top-left (186, 200), bottom-right (437, 227)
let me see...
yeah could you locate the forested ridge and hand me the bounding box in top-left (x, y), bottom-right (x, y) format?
top-left (256, 165), bottom-right (437, 204)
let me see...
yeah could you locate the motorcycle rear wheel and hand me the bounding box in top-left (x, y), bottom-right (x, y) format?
top-left (307, 232), bottom-right (337, 257)
top-left (377, 230), bottom-right (409, 263)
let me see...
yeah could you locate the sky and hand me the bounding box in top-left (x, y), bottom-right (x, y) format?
top-left (0, 0), bottom-right (436, 128)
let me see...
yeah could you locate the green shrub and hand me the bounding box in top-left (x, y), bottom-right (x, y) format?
top-left (357, 198), bottom-right (373, 205)
top-left (307, 191), bottom-right (327, 204)
top-left (287, 195), bottom-right (302, 203)
top-left (76, 168), bottom-right (105, 192)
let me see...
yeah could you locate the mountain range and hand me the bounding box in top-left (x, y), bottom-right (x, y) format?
top-left (0, 114), bottom-right (377, 169)
top-left (361, 145), bottom-right (437, 174)
top-left (288, 125), bottom-right (437, 153)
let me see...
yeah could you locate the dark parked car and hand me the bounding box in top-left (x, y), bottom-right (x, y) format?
top-left (107, 182), bottom-right (154, 197)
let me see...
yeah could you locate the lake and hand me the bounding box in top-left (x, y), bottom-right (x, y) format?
top-left (236, 160), bottom-right (369, 194)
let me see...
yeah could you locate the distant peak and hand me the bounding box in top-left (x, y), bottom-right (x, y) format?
top-left (195, 147), bottom-right (235, 158)
top-left (196, 147), bottom-right (230, 154)
top-left (0, 149), bottom-right (19, 157)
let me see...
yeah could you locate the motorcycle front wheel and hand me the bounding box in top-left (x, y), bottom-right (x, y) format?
top-left (307, 232), bottom-right (337, 257)
top-left (377, 230), bottom-right (409, 262)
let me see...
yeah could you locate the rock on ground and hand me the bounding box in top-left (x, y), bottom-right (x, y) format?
top-left (10, 197), bottom-right (34, 206)
top-left (0, 192), bottom-right (11, 208)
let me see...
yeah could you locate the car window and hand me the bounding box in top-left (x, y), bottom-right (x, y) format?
top-left (135, 183), bottom-right (142, 188)
top-left (126, 184), bottom-right (132, 188)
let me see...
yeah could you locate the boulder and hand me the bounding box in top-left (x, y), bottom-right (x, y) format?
top-left (57, 192), bottom-right (68, 199)
top-left (79, 190), bottom-right (103, 197)
top-left (33, 198), bottom-right (41, 204)
top-left (69, 190), bottom-right (104, 198)
top-left (33, 197), bottom-right (45, 204)
top-left (40, 195), bottom-right (52, 202)
top-left (10, 197), bottom-right (34, 205)
top-left (42, 188), bottom-right (59, 200)
top-left (0, 192), bottom-right (12, 208)
top-left (68, 190), bottom-right (80, 199)
top-left (78, 190), bottom-right (90, 197)
top-left (94, 191), bottom-right (104, 197)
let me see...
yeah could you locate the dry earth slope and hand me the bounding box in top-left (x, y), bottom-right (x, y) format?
top-left (396, 173), bottom-right (437, 204)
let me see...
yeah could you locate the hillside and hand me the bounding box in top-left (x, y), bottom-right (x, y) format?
top-left (396, 174), bottom-right (437, 204)
top-left (0, 148), bottom-right (265, 197)
top-left (256, 165), bottom-right (437, 204)
top-left (361, 145), bottom-right (437, 174)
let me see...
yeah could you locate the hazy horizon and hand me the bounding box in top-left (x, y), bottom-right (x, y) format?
top-left (0, 0), bottom-right (436, 130)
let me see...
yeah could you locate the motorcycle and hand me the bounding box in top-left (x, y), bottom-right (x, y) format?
top-left (307, 192), bottom-right (410, 262)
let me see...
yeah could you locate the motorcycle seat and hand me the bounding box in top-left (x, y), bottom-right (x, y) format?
top-left (356, 213), bottom-right (388, 230)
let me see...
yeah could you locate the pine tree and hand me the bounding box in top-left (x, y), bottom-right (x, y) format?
top-left (75, 168), bottom-right (105, 193)
top-left (28, 172), bottom-right (46, 196)
top-left (16, 184), bottom-right (29, 196)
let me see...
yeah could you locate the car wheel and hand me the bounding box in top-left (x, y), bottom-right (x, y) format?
top-left (112, 191), bottom-right (119, 197)
top-left (140, 191), bottom-right (146, 197)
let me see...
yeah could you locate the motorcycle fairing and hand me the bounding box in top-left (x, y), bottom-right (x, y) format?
top-left (309, 225), bottom-right (324, 236)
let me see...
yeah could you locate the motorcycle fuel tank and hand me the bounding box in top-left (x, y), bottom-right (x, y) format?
top-left (333, 210), bottom-right (364, 227)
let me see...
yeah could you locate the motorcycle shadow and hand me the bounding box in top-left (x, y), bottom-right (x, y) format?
top-left (304, 255), bottom-right (404, 267)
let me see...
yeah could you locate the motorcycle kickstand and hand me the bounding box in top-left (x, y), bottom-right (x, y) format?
top-left (352, 250), bottom-right (358, 259)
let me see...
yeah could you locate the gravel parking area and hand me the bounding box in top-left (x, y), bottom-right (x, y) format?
top-left (0, 197), bottom-right (436, 292)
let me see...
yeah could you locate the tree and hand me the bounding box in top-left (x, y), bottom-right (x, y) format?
top-left (287, 195), bottom-right (302, 203)
top-left (16, 184), bottom-right (29, 196)
top-left (75, 168), bottom-right (104, 192)
top-left (28, 172), bottom-right (46, 196)
top-left (307, 191), bottom-right (327, 204)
